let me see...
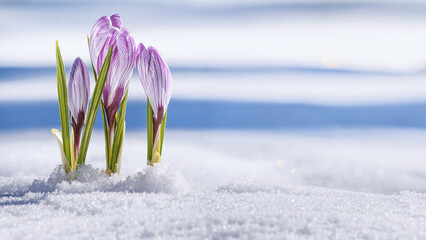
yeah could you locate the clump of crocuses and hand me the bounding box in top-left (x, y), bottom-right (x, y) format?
top-left (52, 14), bottom-right (172, 175)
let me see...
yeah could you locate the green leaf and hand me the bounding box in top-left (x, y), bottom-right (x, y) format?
top-left (77, 44), bottom-right (113, 165)
top-left (55, 41), bottom-right (71, 166)
top-left (101, 105), bottom-right (110, 168)
top-left (87, 35), bottom-right (98, 81)
top-left (87, 36), bottom-right (109, 167)
top-left (110, 91), bottom-right (128, 172)
top-left (147, 100), bottom-right (153, 162)
top-left (51, 129), bottom-right (72, 173)
top-left (160, 110), bottom-right (167, 154)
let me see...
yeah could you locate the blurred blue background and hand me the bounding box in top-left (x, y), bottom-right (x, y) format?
top-left (2, 0), bottom-right (426, 131)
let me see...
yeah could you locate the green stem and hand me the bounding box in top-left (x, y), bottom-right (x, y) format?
top-left (147, 100), bottom-right (153, 163)
top-left (160, 110), bottom-right (167, 154)
top-left (101, 105), bottom-right (110, 171)
top-left (110, 92), bottom-right (128, 173)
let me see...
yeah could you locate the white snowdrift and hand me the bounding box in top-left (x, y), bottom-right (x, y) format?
top-left (0, 164), bottom-right (189, 196)
top-left (0, 166), bottom-right (425, 239)
top-left (1, 129), bottom-right (426, 238)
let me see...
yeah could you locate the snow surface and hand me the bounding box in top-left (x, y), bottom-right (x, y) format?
top-left (1, 130), bottom-right (426, 239)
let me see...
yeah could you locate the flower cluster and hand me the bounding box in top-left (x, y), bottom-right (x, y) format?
top-left (52, 14), bottom-right (172, 174)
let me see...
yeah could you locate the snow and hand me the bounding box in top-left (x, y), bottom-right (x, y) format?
top-left (3, 129), bottom-right (426, 193)
top-left (1, 164), bottom-right (189, 196)
top-left (1, 168), bottom-right (425, 239)
top-left (1, 129), bottom-right (426, 239)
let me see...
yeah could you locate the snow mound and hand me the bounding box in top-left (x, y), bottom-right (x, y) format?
top-left (4, 164), bottom-right (190, 195)
top-left (217, 177), bottom-right (290, 193)
top-left (114, 163), bottom-right (191, 194)
top-left (28, 165), bottom-right (107, 193)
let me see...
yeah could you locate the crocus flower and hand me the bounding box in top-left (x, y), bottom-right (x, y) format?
top-left (89, 14), bottom-right (135, 174)
top-left (136, 43), bottom-right (172, 163)
top-left (68, 57), bottom-right (90, 156)
top-left (52, 57), bottom-right (90, 172)
top-left (89, 14), bottom-right (135, 129)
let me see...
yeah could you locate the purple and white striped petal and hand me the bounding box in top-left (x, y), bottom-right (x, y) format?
top-left (89, 14), bottom-right (135, 125)
top-left (110, 14), bottom-right (124, 29)
top-left (68, 57), bottom-right (90, 129)
top-left (89, 16), bottom-right (115, 74)
top-left (136, 43), bottom-right (172, 120)
top-left (102, 31), bottom-right (135, 121)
